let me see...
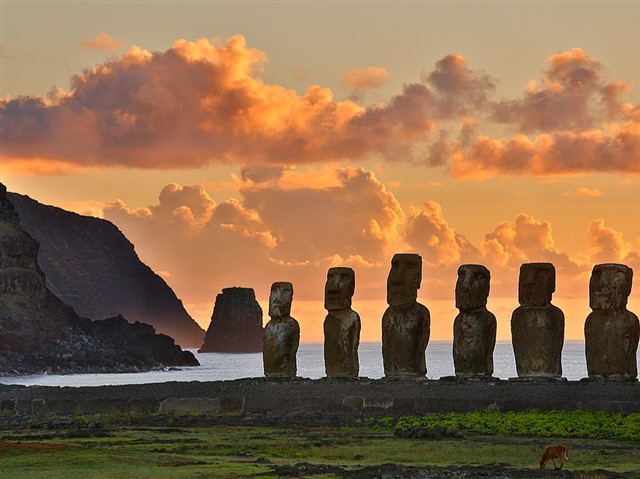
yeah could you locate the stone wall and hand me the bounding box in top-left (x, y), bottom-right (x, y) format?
top-left (1, 378), bottom-right (638, 416)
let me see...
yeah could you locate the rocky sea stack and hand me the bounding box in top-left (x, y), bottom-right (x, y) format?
top-left (199, 287), bottom-right (263, 353)
top-left (0, 183), bottom-right (199, 376)
top-left (8, 192), bottom-right (205, 348)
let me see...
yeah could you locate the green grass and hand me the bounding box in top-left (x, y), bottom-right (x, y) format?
top-left (1, 413), bottom-right (640, 478)
top-left (365, 410), bottom-right (640, 441)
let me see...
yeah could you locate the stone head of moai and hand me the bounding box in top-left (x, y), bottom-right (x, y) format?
top-left (518, 263), bottom-right (556, 307)
top-left (589, 263), bottom-right (633, 310)
top-left (387, 253), bottom-right (422, 307)
top-left (268, 282), bottom-right (293, 319)
top-left (455, 264), bottom-right (490, 311)
top-left (324, 267), bottom-right (355, 311)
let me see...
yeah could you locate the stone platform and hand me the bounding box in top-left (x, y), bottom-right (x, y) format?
top-left (0, 377), bottom-right (638, 416)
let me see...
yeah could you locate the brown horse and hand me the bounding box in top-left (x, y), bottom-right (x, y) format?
top-left (540, 445), bottom-right (570, 469)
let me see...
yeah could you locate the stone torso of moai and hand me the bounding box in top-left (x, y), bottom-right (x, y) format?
top-left (263, 282), bottom-right (300, 378)
top-left (453, 264), bottom-right (496, 378)
top-left (511, 263), bottom-right (565, 378)
top-left (323, 267), bottom-right (361, 377)
top-left (585, 264), bottom-right (639, 379)
top-left (382, 253), bottom-right (431, 378)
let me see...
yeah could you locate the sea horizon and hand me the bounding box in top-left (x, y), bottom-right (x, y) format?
top-left (3, 339), bottom-right (635, 388)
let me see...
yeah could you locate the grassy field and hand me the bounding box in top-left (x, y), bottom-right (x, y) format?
top-left (1, 412), bottom-right (639, 478)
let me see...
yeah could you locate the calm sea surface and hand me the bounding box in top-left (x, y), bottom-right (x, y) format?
top-left (1, 340), bottom-right (637, 387)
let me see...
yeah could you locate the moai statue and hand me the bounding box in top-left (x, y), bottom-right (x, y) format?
top-left (585, 264), bottom-right (639, 379)
top-left (263, 282), bottom-right (300, 378)
top-left (511, 263), bottom-right (564, 378)
top-left (453, 264), bottom-right (496, 378)
top-left (323, 267), bottom-right (361, 377)
top-left (382, 253), bottom-right (430, 378)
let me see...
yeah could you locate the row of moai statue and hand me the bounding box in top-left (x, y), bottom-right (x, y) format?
top-left (263, 254), bottom-right (639, 380)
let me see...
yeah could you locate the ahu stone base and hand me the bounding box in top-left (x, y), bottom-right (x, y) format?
top-left (1, 378), bottom-right (639, 416)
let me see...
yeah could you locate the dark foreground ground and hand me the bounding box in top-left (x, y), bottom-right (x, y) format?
top-left (1, 378), bottom-right (638, 478)
top-left (1, 411), bottom-right (637, 479)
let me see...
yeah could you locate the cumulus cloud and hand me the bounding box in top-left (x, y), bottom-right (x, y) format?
top-left (2, 36), bottom-right (637, 181)
top-left (494, 48), bottom-right (624, 132)
top-left (241, 168), bottom-right (404, 264)
top-left (101, 168), bottom-right (408, 307)
top-left (404, 201), bottom-right (479, 266)
top-left (445, 49), bottom-right (640, 177)
top-left (0, 34), bottom-right (547, 175)
top-left (448, 125), bottom-right (640, 177)
top-left (4, 35), bottom-right (462, 171)
top-left (88, 165), bottom-right (639, 335)
top-left (104, 183), bottom-right (277, 304)
top-left (481, 214), bottom-right (582, 274)
top-left (101, 167), bottom-right (628, 306)
top-left (588, 219), bottom-right (632, 263)
top-left (422, 54), bottom-right (495, 119)
top-left (342, 66), bottom-right (389, 91)
top-left (82, 32), bottom-right (126, 51)
top-left (150, 183), bottom-right (216, 225)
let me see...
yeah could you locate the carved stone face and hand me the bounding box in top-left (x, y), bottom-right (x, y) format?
top-left (269, 282), bottom-right (293, 318)
top-left (518, 263), bottom-right (555, 307)
top-left (324, 267), bottom-right (355, 311)
top-left (455, 264), bottom-right (490, 311)
top-left (387, 253), bottom-right (422, 307)
top-left (590, 263), bottom-right (633, 310)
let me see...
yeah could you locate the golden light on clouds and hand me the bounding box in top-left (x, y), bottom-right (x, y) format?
top-left (2, 26), bottom-right (638, 341)
top-left (2, 36), bottom-right (637, 177)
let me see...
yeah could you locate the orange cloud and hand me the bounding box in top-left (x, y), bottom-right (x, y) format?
top-left (240, 168), bottom-right (404, 265)
top-left (342, 66), bottom-right (389, 91)
top-left (481, 213), bottom-right (582, 275)
top-left (0, 37), bottom-right (491, 172)
top-left (423, 54), bottom-right (495, 119)
top-left (82, 32), bottom-right (125, 51)
top-left (588, 219), bottom-right (632, 263)
top-left (494, 48), bottom-right (623, 132)
top-left (444, 49), bottom-right (639, 177)
top-left (448, 126), bottom-right (640, 177)
top-left (404, 201), bottom-right (479, 266)
top-left (1, 158), bottom-right (96, 175)
top-left (563, 187), bottom-right (603, 197)
top-left (2, 40), bottom-right (637, 178)
top-left (101, 168), bottom-right (407, 309)
top-left (82, 168), bottom-right (637, 335)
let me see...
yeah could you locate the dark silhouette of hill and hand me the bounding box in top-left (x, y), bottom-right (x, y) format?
top-left (8, 192), bottom-right (204, 348)
top-left (0, 183), bottom-right (198, 375)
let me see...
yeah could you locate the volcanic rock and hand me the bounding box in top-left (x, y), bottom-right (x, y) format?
top-left (8, 192), bottom-right (204, 347)
top-left (0, 183), bottom-right (199, 376)
top-left (263, 282), bottom-right (299, 377)
top-left (382, 253), bottom-right (430, 378)
top-left (512, 263), bottom-right (565, 378)
top-left (198, 287), bottom-right (263, 353)
top-left (453, 264), bottom-right (496, 378)
top-left (323, 267), bottom-right (360, 377)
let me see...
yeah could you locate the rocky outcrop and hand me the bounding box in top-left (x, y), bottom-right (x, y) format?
top-left (198, 287), bottom-right (263, 353)
top-left (0, 183), bottom-right (199, 376)
top-left (8, 192), bottom-right (204, 347)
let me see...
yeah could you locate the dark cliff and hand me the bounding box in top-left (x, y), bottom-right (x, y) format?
top-left (0, 183), bottom-right (199, 376)
top-left (199, 287), bottom-right (263, 353)
top-left (8, 192), bottom-right (205, 348)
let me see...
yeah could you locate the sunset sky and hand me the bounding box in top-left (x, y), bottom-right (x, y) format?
top-left (2, 1), bottom-right (639, 342)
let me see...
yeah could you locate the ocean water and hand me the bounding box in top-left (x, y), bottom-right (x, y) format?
top-left (1, 340), bottom-right (631, 388)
